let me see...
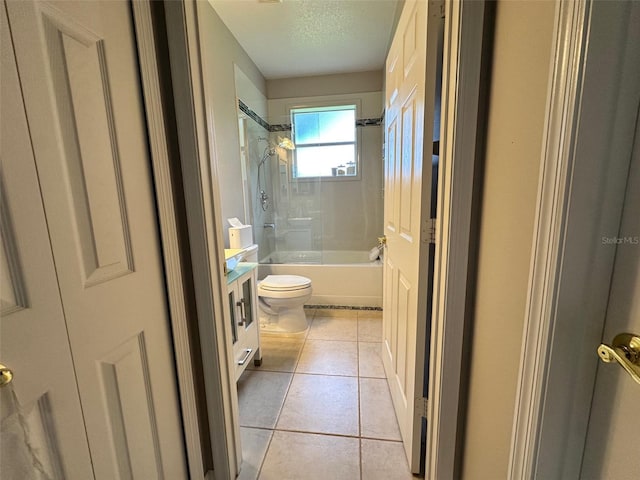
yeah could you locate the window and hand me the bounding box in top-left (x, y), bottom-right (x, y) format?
top-left (291, 105), bottom-right (357, 179)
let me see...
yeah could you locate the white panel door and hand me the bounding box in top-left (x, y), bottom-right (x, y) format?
top-left (382, 0), bottom-right (440, 472)
top-left (5, 1), bottom-right (188, 478)
top-left (580, 103), bottom-right (640, 479)
top-left (0, 6), bottom-right (93, 477)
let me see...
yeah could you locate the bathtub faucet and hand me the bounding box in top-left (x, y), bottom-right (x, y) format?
top-left (263, 223), bottom-right (276, 229)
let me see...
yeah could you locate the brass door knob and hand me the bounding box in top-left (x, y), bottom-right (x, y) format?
top-left (597, 333), bottom-right (640, 385)
top-left (0, 364), bottom-right (13, 387)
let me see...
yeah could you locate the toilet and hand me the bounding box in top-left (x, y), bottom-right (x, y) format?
top-left (238, 241), bottom-right (312, 333)
top-left (257, 275), bottom-right (312, 333)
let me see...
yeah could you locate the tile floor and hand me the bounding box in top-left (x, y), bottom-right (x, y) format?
top-left (236, 308), bottom-right (416, 480)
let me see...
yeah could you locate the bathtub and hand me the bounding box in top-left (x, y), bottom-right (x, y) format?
top-left (258, 250), bottom-right (382, 307)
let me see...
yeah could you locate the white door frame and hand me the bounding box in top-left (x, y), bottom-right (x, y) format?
top-left (158, 0), bottom-right (489, 478)
top-left (427, 0), bottom-right (487, 477)
top-left (131, 1), bottom-right (221, 478)
top-left (508, 0), bottom-right (640, 478)
top-left (163, 1), bottom-right (240, 479)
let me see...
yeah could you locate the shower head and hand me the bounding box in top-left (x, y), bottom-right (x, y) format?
top-left (255, 136), bottom-right (295, 212)
top-left (257, 136), bottom-right (295, 166)
top-left (277, 136), bottom-right (295, 150)
top-left (258, 136), bottom-right (295, 150)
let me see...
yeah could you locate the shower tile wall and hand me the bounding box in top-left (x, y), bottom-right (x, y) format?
top-left (235, 66), bottom-right (275, 259)
top-left (268, 91), bottom-right (384, 253)
top-left (242, 116), bottom-right (275, 258)
top-left (235, 72), bottom-right (385, 257)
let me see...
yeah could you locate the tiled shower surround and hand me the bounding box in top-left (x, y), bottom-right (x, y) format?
top-left (242, 89), bottom-right (385, 254)
top-left (238, 99), bottom-right (384, 133)
top-left (236, 308), bottom-right (414, 480)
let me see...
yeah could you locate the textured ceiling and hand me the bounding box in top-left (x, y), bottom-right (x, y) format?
top-left (209, 0), bottom-right (400, 79)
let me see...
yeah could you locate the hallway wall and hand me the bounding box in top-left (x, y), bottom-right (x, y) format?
top-left (461, 1), bottom-right (557, 478)
top-left (198, 2), bottom-right (266, 246)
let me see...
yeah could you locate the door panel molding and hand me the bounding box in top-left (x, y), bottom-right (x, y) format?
top-left (0, 186), bottom-right (28, 315)
top-left (40, 6), bottom-right (134, 287)
top-left (400, 94), bottom-right (417, 237)
top-left (99, 333), bottom-right (164, 479)
top-left (12, 392), bottom-right (66, 479)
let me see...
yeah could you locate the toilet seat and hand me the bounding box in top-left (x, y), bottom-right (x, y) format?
top-left (259, 275), bottom-right (311, 292)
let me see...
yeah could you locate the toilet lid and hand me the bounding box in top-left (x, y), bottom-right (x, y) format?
top-left (259, 275), bottom-right (311, 291)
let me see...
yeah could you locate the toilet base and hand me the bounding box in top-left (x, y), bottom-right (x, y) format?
top-left (259, 307), bottom-right (309, 334)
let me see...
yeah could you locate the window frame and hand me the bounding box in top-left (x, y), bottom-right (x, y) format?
top-left (288, 100), bottom-right (362, 182)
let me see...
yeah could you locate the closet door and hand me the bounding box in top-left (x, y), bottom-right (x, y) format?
top-left (5, 0), bottom-right (188, 477)
top-left (0, 4), bottom-right (93, 478)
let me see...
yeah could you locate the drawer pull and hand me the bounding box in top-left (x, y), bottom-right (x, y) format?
top-left (238, 348), bottom-right (253, 366)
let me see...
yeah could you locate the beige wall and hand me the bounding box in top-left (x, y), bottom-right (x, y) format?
top-left (461, 1), bottom-right (556, 478)
top-left (198, 2), bottom-right (266, 246)
top-left (267, 70), bottom-right (383, 100)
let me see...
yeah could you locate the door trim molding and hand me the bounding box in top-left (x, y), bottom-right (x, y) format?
top-left (162, 1), bottom-right (240, 478)
top-left (427, 0), bottom-right (487, 477)
top-left (509, 1), bottom-right (640, 478)
top-left (508, 1), bottom-right (589, 476)
top-left (131, 2), bottom-right (205, 477)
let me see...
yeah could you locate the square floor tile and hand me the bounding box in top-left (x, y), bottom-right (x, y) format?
top-left (248, 336), bottom-right (303, 373)
top-left (360, 377), bottom-right (402, 440)
top-left (358, 316), bottom-right (383, 342)
top-left (259, 431), bottom-right (360, 480)
top-left (238, 370), bottom-right (292, 428)
top-left (361, 438), bottom-right (414, 480)
top-left (277, 374), bottom-right (359, 436)
top-left (358, 309), bottom-right (383, 319)
top-left (358, 342), bottom-right (385, 378)
top-left (296, 340), bottom-right (358, 376)
top-left (308, 316), bottom-right (358, 341)
top-left (238, 427), bottom-right (272, 480)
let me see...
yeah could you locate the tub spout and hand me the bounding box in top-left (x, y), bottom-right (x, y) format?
top-left (264, 223), bottom-right (276, 229)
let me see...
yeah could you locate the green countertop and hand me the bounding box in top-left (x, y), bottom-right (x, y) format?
top-left (226, 262), bottom-right (258, 285)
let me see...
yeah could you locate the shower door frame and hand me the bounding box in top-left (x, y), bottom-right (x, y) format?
top-left (164, 0), bottom-right (488, 478)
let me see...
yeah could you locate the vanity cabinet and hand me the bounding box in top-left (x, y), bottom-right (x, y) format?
top-left (226, 263), bottom-right (261, 381)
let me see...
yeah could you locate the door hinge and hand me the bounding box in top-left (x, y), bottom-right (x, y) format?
top-left (423, 218), bottom-right (437, 244)
top-left (417, 397), bottom-right (429, 418)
